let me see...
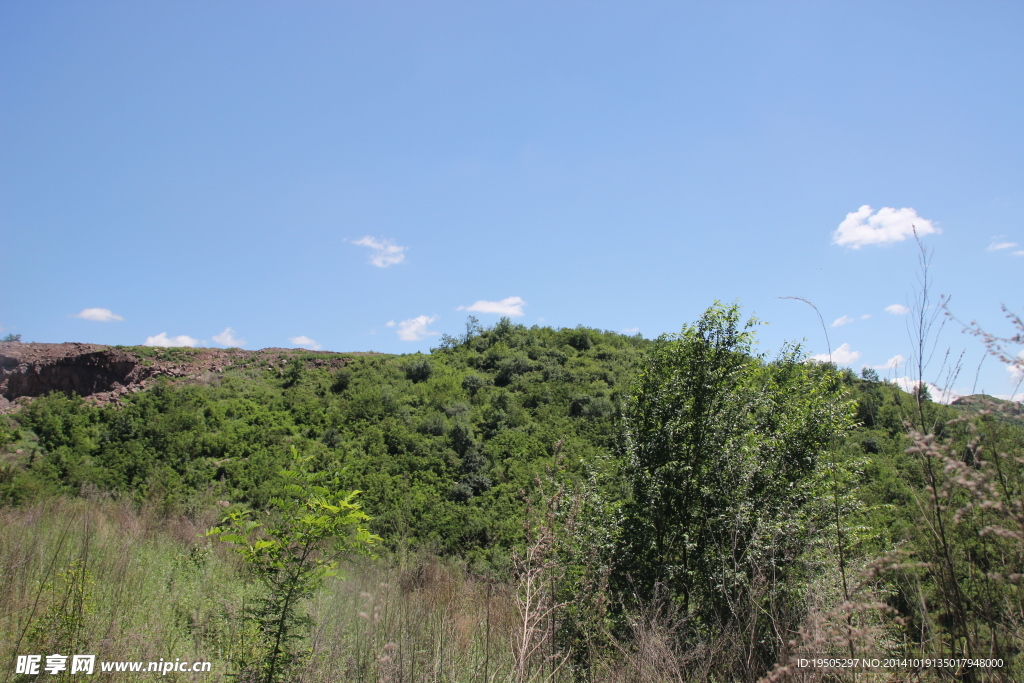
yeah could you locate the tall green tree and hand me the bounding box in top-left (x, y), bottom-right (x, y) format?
top-left (614, 303), bottom-right (855, 646)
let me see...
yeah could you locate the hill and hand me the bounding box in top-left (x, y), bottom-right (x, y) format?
top-left (950, 392), bottom-right (1024, 424)
top-left (0, 322), bottom-right (649, 563)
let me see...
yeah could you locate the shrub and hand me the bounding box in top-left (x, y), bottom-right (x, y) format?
top-left (461, 374), bottom-right (487, 396)
top-left (569, 394), bottom-right (614, 419)
top-left (494, 355), bottom-right (533, 386)
top-left (330, 368), bottom-right (352, 393)
top-left (404, 358), bottom-right (433, 383)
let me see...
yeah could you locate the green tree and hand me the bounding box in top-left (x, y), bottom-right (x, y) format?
top-left (208, 451), bottom-right (380, 683)
top-left (613, 303), bottom-right (855, 663)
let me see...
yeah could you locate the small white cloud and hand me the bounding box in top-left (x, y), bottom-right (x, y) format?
top-left (212, 327), bottom-right (246, 347)
top-left (457, 296), bottom-right (527, 317)
top-left (1007, 350), bottom-right (1024, 383)
top-left (1014, 250), bottom-right (1024, 257)
top-left (871, 354), bottom-right (906, 370)
top-left (861, 314), bottom-right (871, 320)
top-left (811, 343), bottom-right (861, 366)
top-left (395, 315), bottom-right (439, 341)
top-left (987, 241), bottom-right (1019, 252)
top-left (385, 320), bottom-right (395, 327)
top-left (622, 327), bottom-right (640, 334)
top-left (832, 315), bottom-right (855, 327)
top-left (288, 335), bottom-right (322, 350)
top-left (885, 304), bottom-right (910, 315)
top-left (353, 236), bottom-right (406, 267)
top-left (832, 205), bottom-right (939, 249)
top-left (144, 332), bottom-right (199, 348)
top-left (891, 377), bottom-right (960, 405)
top-left (74, 307), bottom-right (124, 322)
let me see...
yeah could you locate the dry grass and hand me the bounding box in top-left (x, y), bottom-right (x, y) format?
top-left (0, 497), bottom-right (240, 682)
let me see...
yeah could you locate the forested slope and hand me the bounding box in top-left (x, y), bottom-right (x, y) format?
top-left (1, 311), bottom-right (1022, 681)
top-left (2, 319), bottom-right (648, 565)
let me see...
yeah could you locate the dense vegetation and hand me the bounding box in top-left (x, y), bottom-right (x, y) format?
top-left (3, 317), bottom-right (647, 567)
top-left (1, 305), bottom-right (1022, 681)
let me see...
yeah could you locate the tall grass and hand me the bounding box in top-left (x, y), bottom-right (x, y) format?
top-left (0, 496), bottom-right (758, 682)
top-left (0, 496), bottom-right (242, 681)
top-left (304, 557), bottom-right (519, 682)
top-left (0, 498), bottom-right (563, 683)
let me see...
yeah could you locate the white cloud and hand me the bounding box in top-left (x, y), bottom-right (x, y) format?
top-left (457, 296), bottom-right (527, 317)
top-left (885, 304), bottom-right (910, 315)
top-left (288, 335), bottom-right (322, 350)
top-left (832, 205), bottom-right (939, 249)
top-left (385, 320), bottom-right (395, 327)
top-left (144, 332), bottom-right (199, 348)
top-left (891, 377), bottom-right (960, 405)
top-left (871, 354), bottom-right (906, 370)
top-left (1008, 350), bottom-right (1024, 383)
top-left (74, 307), bottom-right (124, 322)
top-left (1014, 250), bottom-right (1024, 257)
top-left (987, 241), bottom-right (1018, 252)
top-left (212, 327), bottom-right (246, 347)
top-left (811, 343), bottom-right (861, 366)
top-left (395, 315), bottom-right (439, 341)
top-left (622, 327), bottom-right (640, 334)
top-left (353, 236), bottom-right (406, 267)
top-left (832, 315), bottom-right (855, 327)
top-left (861, 314), bottom-right (871, 320)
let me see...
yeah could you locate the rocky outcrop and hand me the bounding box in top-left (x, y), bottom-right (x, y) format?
top-left (0, 343), bottom-right (149, 412)
top-left (2, 344), bottom-right (144, 398)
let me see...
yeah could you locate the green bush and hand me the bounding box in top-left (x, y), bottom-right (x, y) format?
top-left (404, 357), bottom-right (433, 383)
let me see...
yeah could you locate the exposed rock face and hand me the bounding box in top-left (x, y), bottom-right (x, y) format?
top-left (1, 344), bottom-right (146, 400)
top-left (0, 343), bottom-right (149, 412)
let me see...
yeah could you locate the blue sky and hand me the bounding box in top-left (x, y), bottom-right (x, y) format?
top-left (2, 1), bottom-right (1022, 400)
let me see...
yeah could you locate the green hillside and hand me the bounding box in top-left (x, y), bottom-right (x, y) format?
top-left (1, 306), bottom-right (1021, 682)
top-left (2, 318), bottom-right (649, 566)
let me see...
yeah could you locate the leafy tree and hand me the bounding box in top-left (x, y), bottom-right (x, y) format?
top-left (461, 373), bottom-right (487, 396)
top-left (208, 451), bottom-right (380, 682)
top-left (404, 357), bottom-right (433, 383)
top-left (329, 367), bottom-right (352, 393)
top-left (2, 333), bottom-right (22, 342)
top-left (564, 327), bottom-right (593, 351)
top-left (613, 303), bottom-right (855, 655)
top-left (282, 358), bottom-right (305, 388)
